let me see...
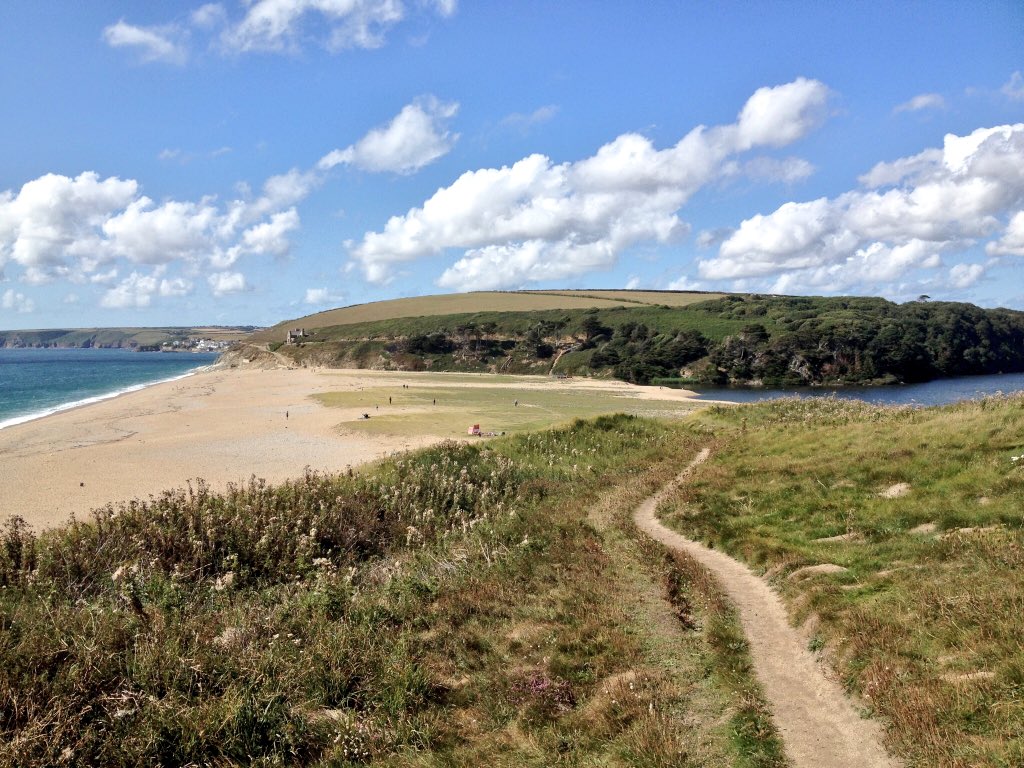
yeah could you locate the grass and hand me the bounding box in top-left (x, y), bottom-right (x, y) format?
top-left (312, 380), bottom-right (700, 438)
top-left (661, 394), bottom-right (1024, 767)
top-left (0, 414), bottom-right (782, 766)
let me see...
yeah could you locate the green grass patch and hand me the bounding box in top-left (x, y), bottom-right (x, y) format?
top-left (313, 382), bottom-right (700, 438)
top-left (663, 394), bottom-right (1024, 766)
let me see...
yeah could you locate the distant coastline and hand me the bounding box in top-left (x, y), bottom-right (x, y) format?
top-left (0, 348), bottom-right (220, 431)
top-left (0, 364), bottom-right (218, 432)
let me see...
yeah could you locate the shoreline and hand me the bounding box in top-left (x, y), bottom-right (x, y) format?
top-left (0, 362), bottom-right (220, 432)
top-left (1, 366), bottom-right (705, 532)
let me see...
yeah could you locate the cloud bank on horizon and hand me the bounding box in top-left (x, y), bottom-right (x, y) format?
top-left (0, 1), bottom-right (1022, 326)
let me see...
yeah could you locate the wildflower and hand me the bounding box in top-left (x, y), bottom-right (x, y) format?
top-left (214, 571), bottom-right (235, 591)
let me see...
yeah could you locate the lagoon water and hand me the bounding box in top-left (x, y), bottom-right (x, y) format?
top-left (692, 371), bottom-right (1024, 406)
top-left (0, 348), bottom-right (220, 429)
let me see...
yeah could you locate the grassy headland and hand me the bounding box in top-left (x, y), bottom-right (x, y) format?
top-left (244, 290), bottom-right (1024, 388)
top-left (662, 394), bottom-right (1024, 766)
top-left (0, 415), bottom-right (781, 767)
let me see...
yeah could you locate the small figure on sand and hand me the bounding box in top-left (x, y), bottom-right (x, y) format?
top-left (389, 396), bottom-right (392, 404)
top-left (432, 398), bottom-right (436, 405)
top-left (514, 399), bottom-right (518, 407)
top-left (285, 410), bottom-right (289, 420)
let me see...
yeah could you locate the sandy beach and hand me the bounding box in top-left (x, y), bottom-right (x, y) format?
top-left (0, 366), bottom-right (703, 531)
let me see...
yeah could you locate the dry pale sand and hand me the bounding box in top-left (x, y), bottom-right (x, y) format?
top-left (0, 366), bottom-right (703, 531)
top-left (635, 450), bottom-right (900, 768)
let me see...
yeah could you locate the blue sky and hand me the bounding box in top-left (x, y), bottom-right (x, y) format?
top-left (1, 0), bottom-right (1022, 329)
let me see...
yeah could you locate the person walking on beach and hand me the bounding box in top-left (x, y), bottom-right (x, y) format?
top-left (285, 410), bottom-right (289, 420)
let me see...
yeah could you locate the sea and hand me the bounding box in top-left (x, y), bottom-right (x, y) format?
top-left (0, 348), bottom-right (221, 430)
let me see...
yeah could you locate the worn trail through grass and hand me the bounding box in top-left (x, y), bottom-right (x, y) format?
top-left (634, 449), bottom-right (900, 768)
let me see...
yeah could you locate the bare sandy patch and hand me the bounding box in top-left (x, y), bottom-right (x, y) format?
top-left (813, 532), bottom-right (864, 544)
top-left (788, 563), bottom-right (850, 581)
top-left (941, 670), bottom-right (996, 684)
top-left (879, 482), bottom-right (911, 499)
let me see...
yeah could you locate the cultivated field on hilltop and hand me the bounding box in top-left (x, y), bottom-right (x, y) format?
top-left (530, 289), bottom-right (726, 307)
top-left (248, 289), bottom-right (723, 344)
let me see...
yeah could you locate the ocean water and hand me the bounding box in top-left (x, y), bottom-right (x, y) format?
top-left (0, 348), bottom-right (220, 430)
top-left (691, 371), bottom-right (1024, 407)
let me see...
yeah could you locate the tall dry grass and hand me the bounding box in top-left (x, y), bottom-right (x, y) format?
top-left (2, 415), bottom-right (718, 767)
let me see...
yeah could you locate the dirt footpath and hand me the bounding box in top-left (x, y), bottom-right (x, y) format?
top-left (634, 449), bottom-right (900, 768)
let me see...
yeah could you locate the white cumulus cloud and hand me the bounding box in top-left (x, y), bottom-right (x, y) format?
top-left (0, 172), bottom-right (138, 278)
top-left (1002, 71), bottom-right (1024, 102)
top-left (304, 287), bottom-right (345, 305)
top-left (223, 0), bottom-right (407, 53)
top-left (102, 20), bottom-right (188, 65)
top-left (500, 105), bottom-right (559, 134)
top-left (1, 289), bottom-right (35, 314)
top-left (107, 0), bottom-right (455, 63)
top-left (894, 93), bottom-right (946, 113)
top-left (191, 3), bottom-right (227, 29)
top-left (0, 165), bottom-right (314, 292)
top-left (0, 98), bottom-right (455, 309)
top-left (699, 123), bottom-right (1024, 297)
top-left (988, 210), bottom-right (1024, 256)
top-left (160, 277), bottom-right (194, 297)
top-left (349, 78), bottom-right (830, 288)
top-left (240, 208), bottom-right (301, 256)
top-left (208, 270), bottom-right (251, 296)
top-left (949, 262), bottom-right (985, 289)
top-left (319, 97), bottom-right (458, 174)
top-left (100, 272), bottom-right (160, 309)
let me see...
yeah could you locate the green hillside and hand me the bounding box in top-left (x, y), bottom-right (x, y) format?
top-left (243, 291), bottom-right (1024, 388)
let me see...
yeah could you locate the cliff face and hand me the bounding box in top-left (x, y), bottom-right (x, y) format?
top-left (0, 336), bottom-right (126, 349)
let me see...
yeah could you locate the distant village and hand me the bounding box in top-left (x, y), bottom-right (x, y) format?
top-left (0, 326), bottom-right (255, 350)
top-left (157, 337), bottom-right (234, 352)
